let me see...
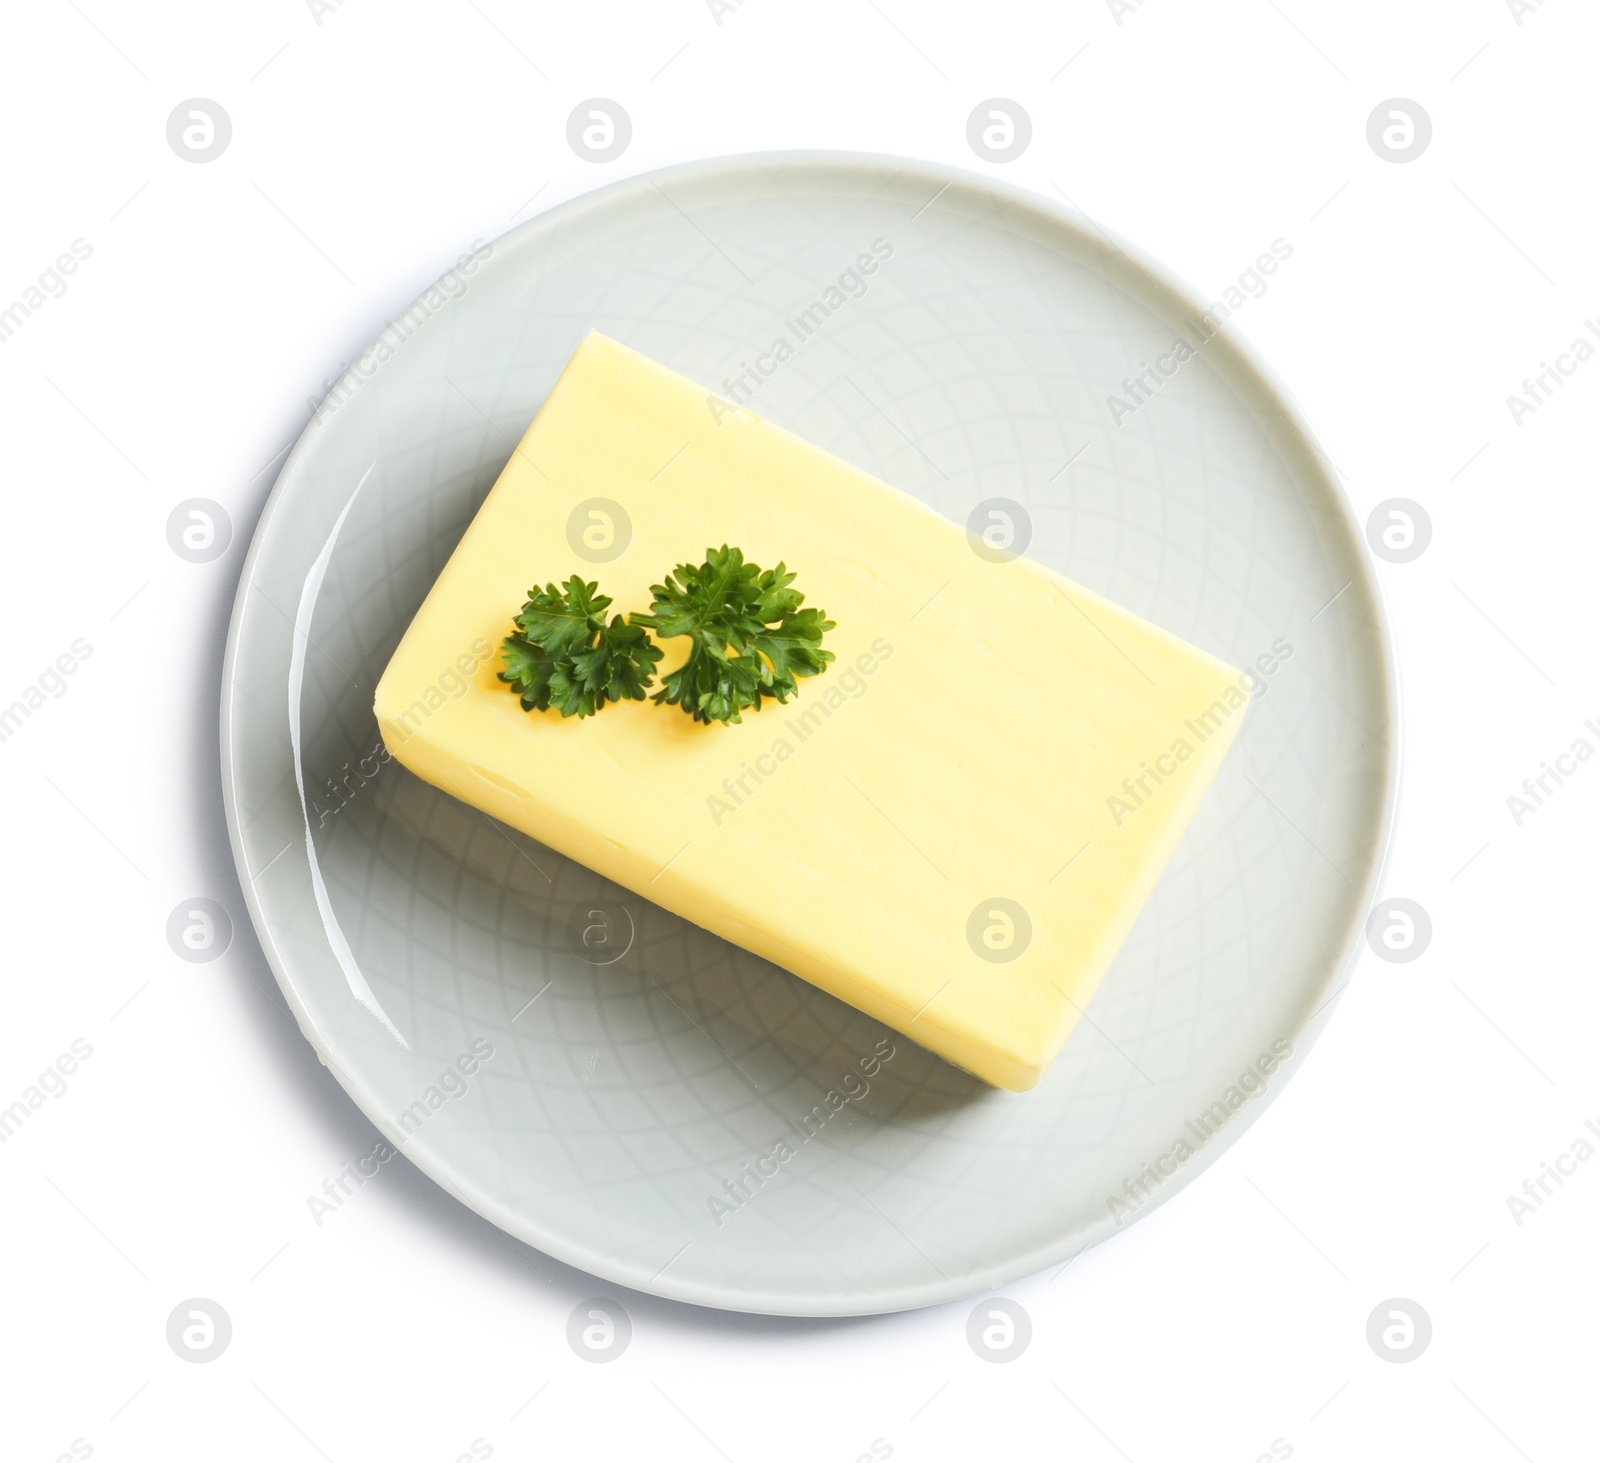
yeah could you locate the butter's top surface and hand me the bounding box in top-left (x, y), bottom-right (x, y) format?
top-left (374, 331), bottom-right (1247, 1090)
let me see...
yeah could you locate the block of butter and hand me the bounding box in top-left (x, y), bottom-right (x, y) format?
top-left (375, 332), bottom-right (1247, 1091)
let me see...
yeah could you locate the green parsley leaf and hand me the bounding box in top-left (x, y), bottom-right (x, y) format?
top-left (499, 575), bottom-right (663, 719)
top-left (629, 545), bottom-right (835, 725)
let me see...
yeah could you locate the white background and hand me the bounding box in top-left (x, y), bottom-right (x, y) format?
top-left (2, 1), bottom-right (1596, 1459)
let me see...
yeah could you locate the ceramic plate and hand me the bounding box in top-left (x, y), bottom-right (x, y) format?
top-left (220, 152), bottom-right (1395, 1316)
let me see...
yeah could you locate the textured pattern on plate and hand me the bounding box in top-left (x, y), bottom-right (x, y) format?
top-left (221, 153), bottom-right (1394, 1315)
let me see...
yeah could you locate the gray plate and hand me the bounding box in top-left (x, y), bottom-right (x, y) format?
top-left (220, 152), bottom-right (1396, 1316)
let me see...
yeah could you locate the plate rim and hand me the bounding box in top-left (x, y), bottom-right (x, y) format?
top-left (219, 147), bottom-right (1401, 1316)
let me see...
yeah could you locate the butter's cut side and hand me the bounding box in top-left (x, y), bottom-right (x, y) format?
top-left (374, 332), bottom-right (1247, 1091)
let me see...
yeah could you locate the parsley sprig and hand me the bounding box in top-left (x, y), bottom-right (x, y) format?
top-left (499, 576), bottom-right (663, 719)
top-left (629, 545), bottom-right (836, 725)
